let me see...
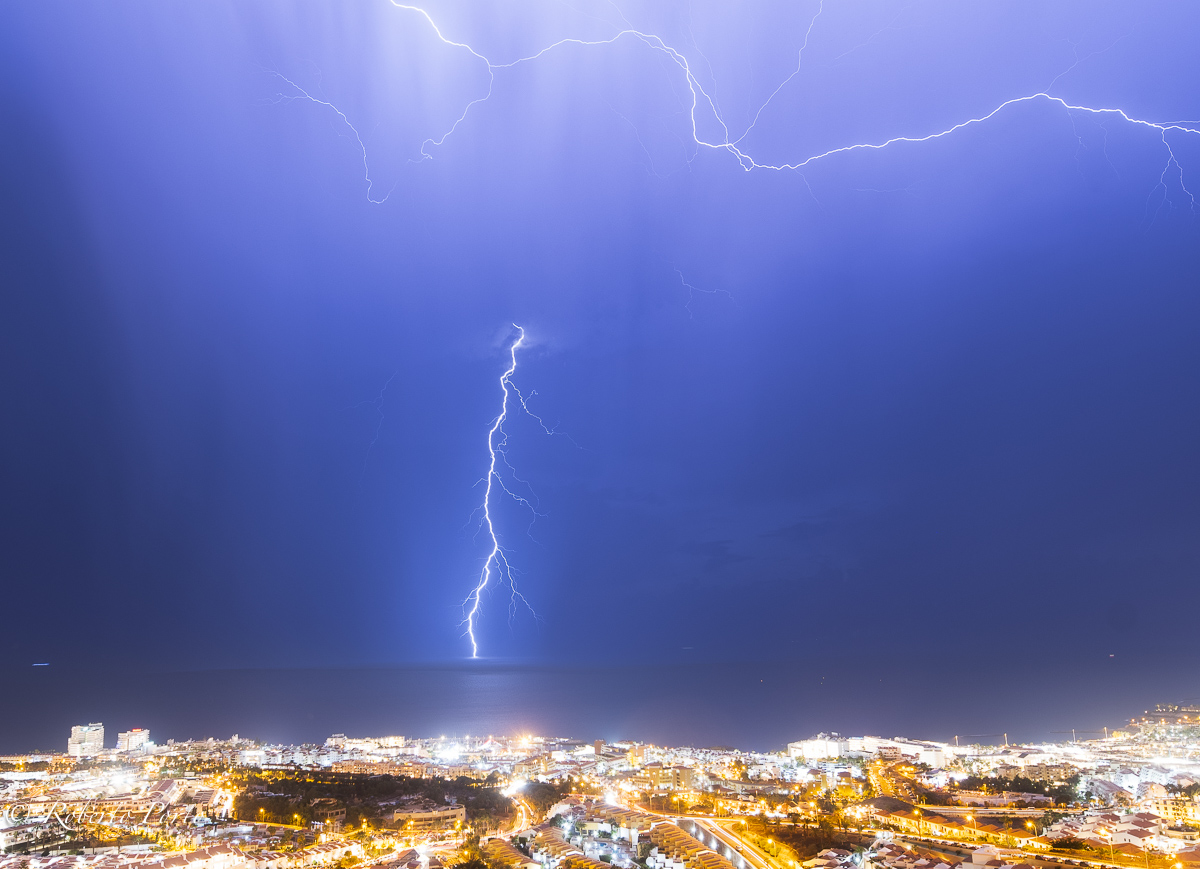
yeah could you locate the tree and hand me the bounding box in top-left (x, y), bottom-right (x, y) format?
top-left (456, 833), bottom-right (483, 865)
top-left (817, 791), bottom-right (837, 814)
top-left (524, 782), bottom-right (567, 817)
top-left (1049, 838), bottom-right (1090, 852)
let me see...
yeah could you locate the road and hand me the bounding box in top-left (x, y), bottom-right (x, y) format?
top-left (929, 805), bottom-right (1047, 819)
top-left (870, 761), bottom-right (920, 803)
top-left (692, 818), bottom-right (793, 869)
top-left (627, 799), bottom-right (1190, 869)
top-left (632, 803), bottom-right (782, 869)
top-left (470, 797), bottom-right (530, 852)
top-left (506, 799), bottom-right (531, 836)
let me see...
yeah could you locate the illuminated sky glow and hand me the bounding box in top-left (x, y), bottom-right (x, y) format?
top-left (272, 3), bottom-right (1199, 207)
top-left (1, 0), bottom-right (1199, 685)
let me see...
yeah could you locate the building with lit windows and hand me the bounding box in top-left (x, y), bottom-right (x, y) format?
top-left (67, 723), bottom-right (104, 757)
top-left (117, 728), bottom-right (150, 753)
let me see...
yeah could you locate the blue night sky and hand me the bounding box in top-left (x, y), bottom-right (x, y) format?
top-left (2, 0), bottom-right (1200, 684)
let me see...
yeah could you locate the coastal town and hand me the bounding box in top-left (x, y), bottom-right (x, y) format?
top-left (4, 704), bottom-right (1200, 869)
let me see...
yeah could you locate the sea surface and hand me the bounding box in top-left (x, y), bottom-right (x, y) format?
top-left (2, 657), bottom-right (1195, 755)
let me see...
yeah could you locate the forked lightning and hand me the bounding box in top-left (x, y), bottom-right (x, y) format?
top-left (462, 325), bottom-right (547, 659)
top-left (273, 1), bottom-right (1199, 209)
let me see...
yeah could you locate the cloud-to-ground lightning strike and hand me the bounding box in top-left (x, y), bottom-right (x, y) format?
top-left (272, 1), bottom-right (1200, 208)
top-left (462, 325), bottom-right (548, 659)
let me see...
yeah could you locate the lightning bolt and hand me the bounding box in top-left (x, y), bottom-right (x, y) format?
top-left (354, 371), bottom-right (397, 486)
top-left (462, 324), bottom-right (551, 659)
top-left (676, 268), bottom-right (734, 318)
top-left (270, 2), bottom-right (1200, 210)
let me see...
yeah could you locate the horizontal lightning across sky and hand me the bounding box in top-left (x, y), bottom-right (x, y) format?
top-left (271, 1), bottom-right (1200, 207)
top-left (268, 4), bottom-right (1198, 658)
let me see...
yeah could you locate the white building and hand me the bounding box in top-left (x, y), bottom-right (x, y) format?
top-left (68, 723), bottom-right (104, 757)
top-left (919, 748), bottom-right (946, 768)
top-left (787, 735), bottom-right (947, 765)
top-left (238, 749), bottom-right (267, 767)
top-left (391, 802), bottom-right (466, 830)
top-left (788, 736), bottom-right (847, 760)
top-left (117, 728), bottom-right (151, 753)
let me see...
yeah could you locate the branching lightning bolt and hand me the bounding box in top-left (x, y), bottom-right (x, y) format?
top-left (462, 324), bottom-right (560, 659)
top-left (270, 1), bottom-right (1200, 210)
top-left (267, 71), bottom-right (397, 204)
top-left (676, 267), bottom-right (734, 317)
